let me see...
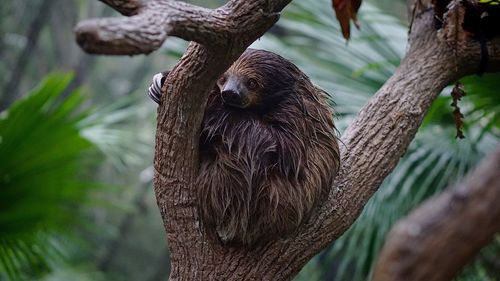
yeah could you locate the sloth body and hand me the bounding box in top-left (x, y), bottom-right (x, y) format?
top-left (149, 49), bottom-right (339, 245)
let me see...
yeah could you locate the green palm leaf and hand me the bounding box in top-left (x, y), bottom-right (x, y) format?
top-left (79, 95), bottom-right (152, 171)
top-left (0, 73), bottom-right (97, 280)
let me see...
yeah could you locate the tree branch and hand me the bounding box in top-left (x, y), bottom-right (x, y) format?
top-left (75, 0), bottom-right (280, 55)
top-left (371, 145), bottom-right (500, 281)
top-left (75, 1), bottom-right (212, 54)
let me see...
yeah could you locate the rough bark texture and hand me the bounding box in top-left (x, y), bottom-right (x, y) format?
top-left (371, 146), bottom-right (500, 281)
top-left (75, 0), bottom-right (281, 55)
top-left (74, 0), bottom-right (500, 280)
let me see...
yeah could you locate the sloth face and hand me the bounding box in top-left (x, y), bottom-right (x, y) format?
top-left (217, 50), bottom-right (299, 112)
top-left (216, 73), bottom-right (262, 109)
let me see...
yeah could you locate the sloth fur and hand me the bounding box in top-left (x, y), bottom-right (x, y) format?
top-left (149, 49), bottom-right (340, 245)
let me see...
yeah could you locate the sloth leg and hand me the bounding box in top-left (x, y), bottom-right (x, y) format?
top-left (147, 71), bottom-right (169, 104)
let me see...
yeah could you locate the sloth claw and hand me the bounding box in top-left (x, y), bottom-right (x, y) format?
top-left (148, 72), bottom-right (167, 104)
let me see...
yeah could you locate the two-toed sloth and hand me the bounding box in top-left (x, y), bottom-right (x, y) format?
top-left (149, 49), bottom-right (339, 245)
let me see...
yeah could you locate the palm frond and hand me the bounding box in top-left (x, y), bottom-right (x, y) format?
top-left (78, 95), bottom-right (151, 171)
top-left (0, 73), bottom-right (98, 280)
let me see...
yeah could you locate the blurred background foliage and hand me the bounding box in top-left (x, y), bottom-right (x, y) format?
top-left (0, 0), bottom-right (498, 280)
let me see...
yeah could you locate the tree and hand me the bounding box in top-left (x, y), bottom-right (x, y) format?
top-left (74, 0), bottom-right (500, 280)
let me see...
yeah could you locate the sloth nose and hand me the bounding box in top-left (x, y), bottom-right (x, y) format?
top-left (221, 89), bottom-right (243, 106)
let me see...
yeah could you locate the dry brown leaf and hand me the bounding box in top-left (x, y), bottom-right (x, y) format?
top-left (450, 82), bottom-right (466, 139)
top-left (332, 0), bottom-right (362, 40)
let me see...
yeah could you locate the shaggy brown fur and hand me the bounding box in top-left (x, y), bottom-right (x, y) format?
top-left (149, 49), bottom-right (340, 245)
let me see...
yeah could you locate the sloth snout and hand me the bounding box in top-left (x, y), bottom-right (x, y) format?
top-left (221, 89), bottom-right (247, 108)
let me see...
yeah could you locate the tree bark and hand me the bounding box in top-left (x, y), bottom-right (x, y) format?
top-left (74, 0), bottom-right (500, 280)
top-left (371, 145), bottom-right (500, 281)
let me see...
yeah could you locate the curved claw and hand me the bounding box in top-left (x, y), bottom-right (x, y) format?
top-left (148, 72), bottom-right (167, 104)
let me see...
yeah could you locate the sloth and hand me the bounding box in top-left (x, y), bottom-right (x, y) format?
top-left (148, 49), bottom-right (340, 245)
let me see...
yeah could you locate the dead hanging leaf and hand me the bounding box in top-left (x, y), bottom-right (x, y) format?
top-left (331, 0), bottom-right (362, 40)
top-left (450, 82), bottom-right (466, 139)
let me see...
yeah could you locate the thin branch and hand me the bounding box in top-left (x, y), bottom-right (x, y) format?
top-left (371, 145), bottom-right (500, 281)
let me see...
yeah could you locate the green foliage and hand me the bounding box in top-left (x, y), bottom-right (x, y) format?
top-left (424, 74), bottom-right (500, 134)
top-left (79, 95), bottom-right (152, 171)
top-left (0, 73), bottom-right (97, 280)
top-left (461, 74), bottom-right (500, 132)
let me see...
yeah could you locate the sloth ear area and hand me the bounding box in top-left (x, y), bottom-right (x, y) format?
top-left (148, 71), bottom-right (169, 104)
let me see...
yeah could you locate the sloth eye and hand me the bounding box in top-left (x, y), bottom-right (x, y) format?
top-left (247, 78), bottom-right (258, 90)
top-left (218, 75), bottom-right (227, 85)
